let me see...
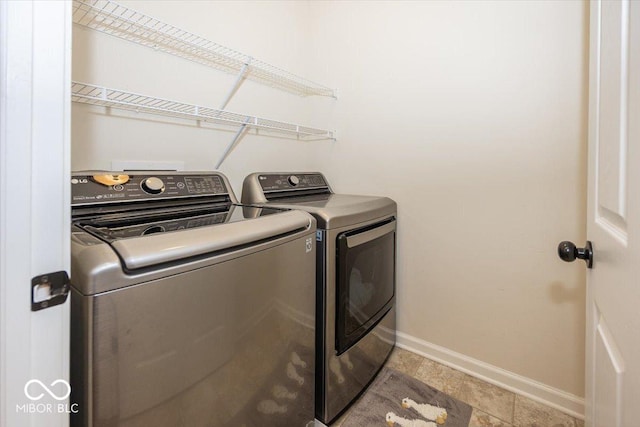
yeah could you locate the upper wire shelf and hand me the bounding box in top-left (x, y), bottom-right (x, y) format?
top-left (71, 82), bottom-right (335, 140)
top-left (72, 0), bottom-right (336, 98)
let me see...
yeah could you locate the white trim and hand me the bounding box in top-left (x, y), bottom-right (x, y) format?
top-left (0, 1), bottom-right (9, 423)
top-left (396, 331), bottom-right (585, 420)
top-left (0, 1), bottom-right (71, 426)
top-left (1, 2), bottom-right (37, 425)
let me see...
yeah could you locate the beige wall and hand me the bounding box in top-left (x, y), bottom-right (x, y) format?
top-left (72, 0), bottom-right (588, 403)
top-left (308, 0), bottom-right (588, 398)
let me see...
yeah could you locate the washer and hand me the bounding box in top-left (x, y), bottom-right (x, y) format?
top-left (242, 172), bottom-right (397, 424)
top-left (70, 171), bottom-right (316, 427)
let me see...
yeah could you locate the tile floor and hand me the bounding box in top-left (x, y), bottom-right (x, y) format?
top-left (331, 347), bottom-right (584, 427)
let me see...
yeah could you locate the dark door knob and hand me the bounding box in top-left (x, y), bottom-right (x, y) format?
top-left (557, 241), bottom-right (593, 268)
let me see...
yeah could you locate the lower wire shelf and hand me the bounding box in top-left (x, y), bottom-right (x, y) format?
top-left (71, 81), bottom-right (335, 141)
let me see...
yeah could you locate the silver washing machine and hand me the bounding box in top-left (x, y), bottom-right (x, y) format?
top-left (70, 171), bottom-right (316, 427)
top-left (242, 172), bottom-right (396, 425)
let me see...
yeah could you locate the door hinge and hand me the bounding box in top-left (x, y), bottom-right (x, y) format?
top-left (31, 271), bottom-right (70, 311)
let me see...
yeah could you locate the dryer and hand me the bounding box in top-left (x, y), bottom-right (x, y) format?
top-left (70, 171), bottom-right (316, 427)
top-left (242, 172), bottom-right (397, 425)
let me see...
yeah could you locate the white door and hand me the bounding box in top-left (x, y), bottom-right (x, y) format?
top-left (0, 1), bottom-right (71, 427)
top-left (584, 1), bottom-right (640, 426)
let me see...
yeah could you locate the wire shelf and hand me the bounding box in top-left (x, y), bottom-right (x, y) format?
top-left (71, 82), bottom-right (335, 140)
top-left (72, 0), bottom-right (336, 98)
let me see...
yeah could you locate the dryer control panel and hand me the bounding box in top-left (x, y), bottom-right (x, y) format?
top-left (258, 173), bottom-right (328, 192)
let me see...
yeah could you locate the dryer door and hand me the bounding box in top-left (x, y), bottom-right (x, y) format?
top-left (336, 219), bottom-right (396, 354)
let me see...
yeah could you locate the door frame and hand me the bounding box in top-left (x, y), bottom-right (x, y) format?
top-left (0, 1), bottom-right (71, 426)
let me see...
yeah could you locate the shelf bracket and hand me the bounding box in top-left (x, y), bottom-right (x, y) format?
top-left (215, 117), bottom-right (252, 169)
top-left (219, 58), bottom-right (252, 110)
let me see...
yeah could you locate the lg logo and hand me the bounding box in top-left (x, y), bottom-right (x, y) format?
top-left (70, 178), bottom-right (88, 184)
top-left (24, 379), bottom-right (71, 401)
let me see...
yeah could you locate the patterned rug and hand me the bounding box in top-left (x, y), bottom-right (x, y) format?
top-left (341, 367), bottom-right (472, 427)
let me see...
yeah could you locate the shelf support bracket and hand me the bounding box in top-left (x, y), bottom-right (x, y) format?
top-left (219, 58), bottom-right (252, 110)
top-left (215, 118), bottom-right (252, 169)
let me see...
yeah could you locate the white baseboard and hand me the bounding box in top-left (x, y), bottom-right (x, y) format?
top-left (396, 331), bottom-right (585, 420)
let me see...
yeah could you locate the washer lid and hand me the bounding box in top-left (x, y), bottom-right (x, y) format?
top-left (77, 206), bottom-right (312, 270)
top-left (113, 209), bottom-right (311, 270)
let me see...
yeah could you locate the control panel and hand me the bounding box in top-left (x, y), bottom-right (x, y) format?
top-left (71, 173), bottom-right (229, 205)
top-left (258, 173), bottom-right (328, 192)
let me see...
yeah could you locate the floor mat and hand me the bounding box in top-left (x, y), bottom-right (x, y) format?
top-left (341, 367), bottom-right (472, 427)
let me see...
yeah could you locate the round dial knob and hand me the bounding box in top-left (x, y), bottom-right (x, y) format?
top-left (141, 177), bottom-right (165, 194)
top-left (288, 175), bottom-right (300, 186)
